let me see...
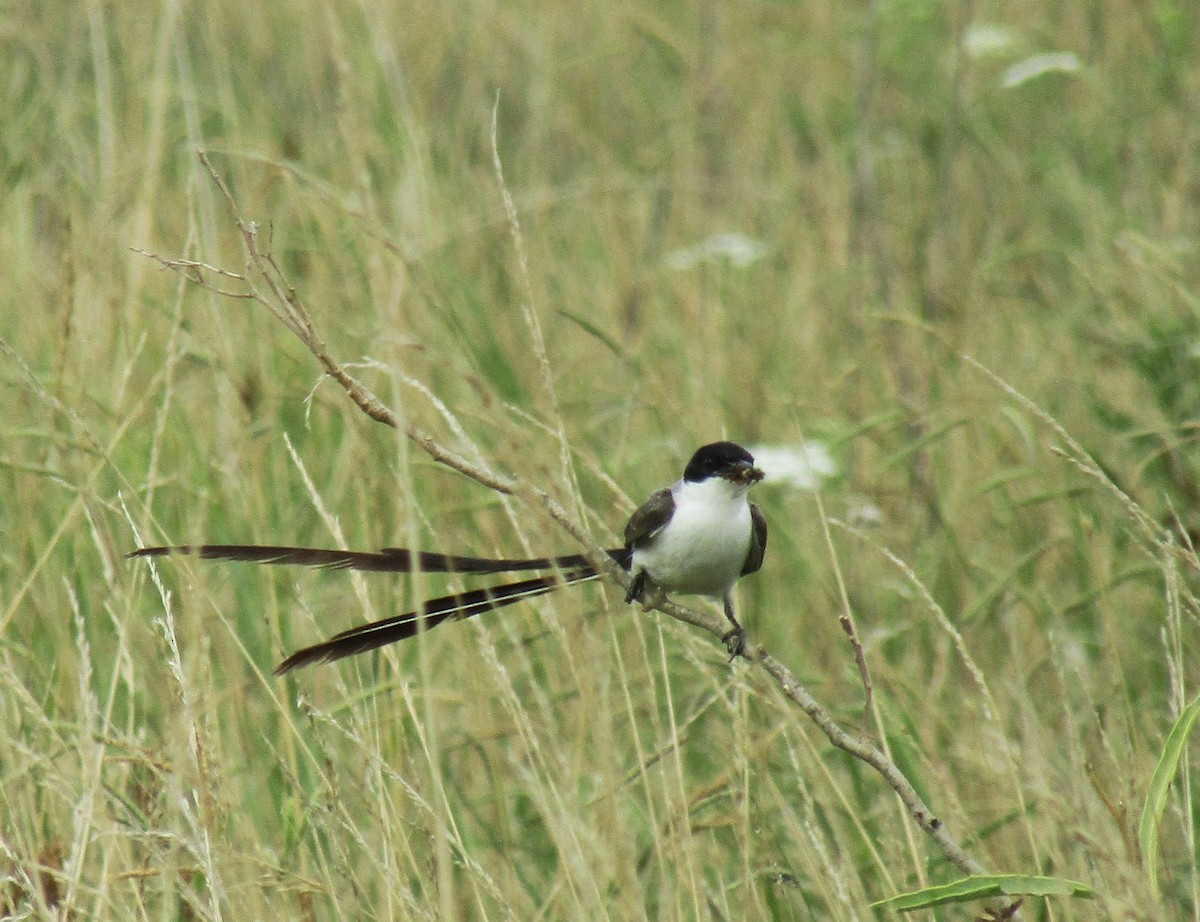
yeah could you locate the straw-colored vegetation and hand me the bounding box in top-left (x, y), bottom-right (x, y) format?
top-left (2, 1), bottom-right (1198, 919)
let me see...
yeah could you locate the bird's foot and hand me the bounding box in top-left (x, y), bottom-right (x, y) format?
top-left (625, 571), bottom-right (647, 607)
top-left (721, 626), bottom-right (747, 662)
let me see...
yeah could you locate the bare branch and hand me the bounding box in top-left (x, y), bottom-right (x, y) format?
top-left (131, 247), bottom-right (253, 299)
top-left (757, 650), bottom-right (989, 878)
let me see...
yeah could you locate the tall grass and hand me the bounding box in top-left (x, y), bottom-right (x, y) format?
top-left (1, 1), bottom-right (1198, 918)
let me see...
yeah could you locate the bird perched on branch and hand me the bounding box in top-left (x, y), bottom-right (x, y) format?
top-left (130, 441), bottom-right (767, 673)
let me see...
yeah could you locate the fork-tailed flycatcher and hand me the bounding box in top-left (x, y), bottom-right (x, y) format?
top-left (130, 441), bottom-right (767, 673)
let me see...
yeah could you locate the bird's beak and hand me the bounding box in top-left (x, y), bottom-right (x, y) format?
top-left (729, 461), bottom-right (765, 484)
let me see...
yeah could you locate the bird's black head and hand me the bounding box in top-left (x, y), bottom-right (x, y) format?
top-left (683, 441), bottom-right (764, 485)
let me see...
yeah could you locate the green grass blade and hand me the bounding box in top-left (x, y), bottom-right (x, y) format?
top-left (1139, 692), bottom-right (1200, 901)
top-left (556, 308), bottom-right (631, 362)
top-left (870, 874), bottom-right (1095, 912)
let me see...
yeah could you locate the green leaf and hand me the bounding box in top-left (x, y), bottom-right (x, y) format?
top-left (871, 874), bottom-right (1094, 912)
top-left (1140, 692), bottom-right (1200, 901)
top-left (556, 308), bottom-right (630, 362)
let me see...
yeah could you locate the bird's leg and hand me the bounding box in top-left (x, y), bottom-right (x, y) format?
top-left (626, 570), bottom-right (671, 614)
top-left (625, 570), bottom-right (648, 606)
top-left (721, 594), bottom-right (747, 661)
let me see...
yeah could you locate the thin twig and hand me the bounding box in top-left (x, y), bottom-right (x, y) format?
top-left (756, 649), bottom-right (988, 878)
top-left (803, 438), bottom-right (876, 737)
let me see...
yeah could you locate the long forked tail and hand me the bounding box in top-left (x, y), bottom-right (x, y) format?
top-left (127, 543), bottom-right (628, 574)
top-left (128, 542), bottom-right (632, 672)
top-left (274, 567), bottom-right (599, 673)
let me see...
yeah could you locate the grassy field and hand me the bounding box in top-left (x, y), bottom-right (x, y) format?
top-left (2, 1), bottom-right (1199, 918)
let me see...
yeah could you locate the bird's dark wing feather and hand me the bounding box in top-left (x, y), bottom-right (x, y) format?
top-left (740, 503), bottom-right (768, 576)
top-left (623, 488), bottom-right (675, 549)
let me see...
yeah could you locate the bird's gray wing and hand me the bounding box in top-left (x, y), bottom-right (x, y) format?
top-left (740, 503), bottom-right (768, 576)
top-left (623, 488), bottom-right (675, 549)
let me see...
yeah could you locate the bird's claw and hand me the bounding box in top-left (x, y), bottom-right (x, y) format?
top-left (722, 627), bottom-right (747, 662)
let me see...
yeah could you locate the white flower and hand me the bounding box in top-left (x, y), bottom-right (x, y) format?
top-left (846, 500), bottom-right (885, 528)
top-left (667, 233), bottom-right (768, 270)
top-left (750, 442), bottom-right (838, 491)
top-left (964, 24), bottom-right (1017, 59)
top-left (1001, 52), bottom-right (1081, 89)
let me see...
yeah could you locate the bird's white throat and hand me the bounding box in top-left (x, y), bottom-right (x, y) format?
top-left (631, 476), bottom-right (753, 599)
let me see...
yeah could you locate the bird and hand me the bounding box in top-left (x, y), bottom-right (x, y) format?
top-left (129, 441), bottom-right (767, 673)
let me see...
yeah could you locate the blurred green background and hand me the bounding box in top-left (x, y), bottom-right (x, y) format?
top-left (1, 1), bottom-right (1198, 918)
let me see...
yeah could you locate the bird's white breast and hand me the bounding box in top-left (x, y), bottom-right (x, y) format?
top-left (631, 476), bottom-right (753, 599)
